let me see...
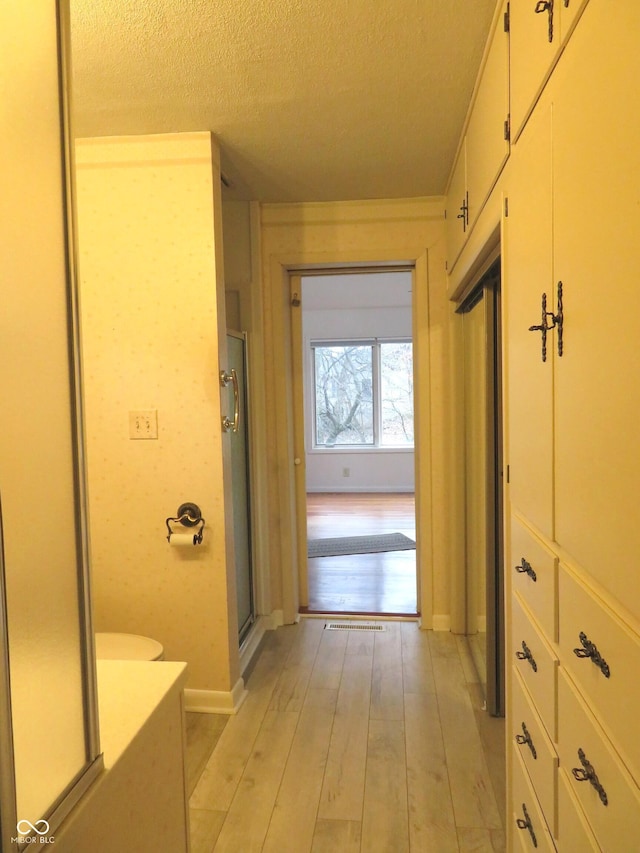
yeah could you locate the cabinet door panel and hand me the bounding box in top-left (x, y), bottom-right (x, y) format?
top-left (512, 667), bottom-right (559, 833)
top-left (510, 0), bottom-right (561, 140)
top-left (559, 0), bottom-right (590, 42)
top-left (511, 513), bottom-right (558, 641)
top-left (558, 670), bottom-right (640, 851)
top-left (552, 1), bottom-right (640, 620)
top-left (505, 101), bottom-right (554, 539)
top-left (445, 141), bottom-right (467, 271)
top-left (559, 564), bottom-right (640, 784)
top-left (466, 0), bottom-right (510, 227)
top-left (512, 593), bottom-right (558, 741)
top-left (557, 768), bottom-right (600, 852)
top-left (511, 750), bottom-right (557, 852)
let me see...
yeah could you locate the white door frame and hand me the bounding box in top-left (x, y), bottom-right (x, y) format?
top-left (263, 247), bottom-right (434, 626)
top-left (290, 267), bottom-right (419, 612)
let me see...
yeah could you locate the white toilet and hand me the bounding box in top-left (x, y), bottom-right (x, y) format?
top-left (95, 632), bottom-right (164, 661)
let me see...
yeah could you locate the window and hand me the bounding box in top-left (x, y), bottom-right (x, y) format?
top-left (312, 340), bottom-right (413, 448)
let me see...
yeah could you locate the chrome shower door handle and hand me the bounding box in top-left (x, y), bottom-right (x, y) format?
top-left (220, 368), bottom-right (240, 433)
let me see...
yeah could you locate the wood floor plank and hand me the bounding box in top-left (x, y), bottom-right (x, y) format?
top-left (346, 628), bottom-right (375, 656)
top-left (361, 717), bottom-right (410, 852)
top-left (430, 632), bottom-right (502, 831)
top-left (370, 623), bottom-right (404, 721)
top-left (308, 626), bottom-right (348, 690)
top-left (262, 705), bottom-right (335, 853)
top-left (189, 808), bottom-right (226, 853)
top-left (457, 826), bottom-right (506, 852)
top-left (185, 713), bottom-right (228, 797)
top-left (401, 620), bottom-right (436, 695)
top-left (404, 691), bottom-right (459, 852)
top-left (317, 649), bottom-right (372, 821)
top-left (190, 630), bottom-right (290, 811)
top-left (317, 711), bottom-right (369, 821)
top-left (336, 650), bottom-right (373, 716)
top-left (268, 619), bottom-right (325, 711)
top-left (311, 819), bottom-right (362, 853)
top-left (212, 709), bottom-right (299, 853)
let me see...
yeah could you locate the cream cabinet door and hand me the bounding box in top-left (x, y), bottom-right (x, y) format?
top-left (510, 0), bottom-right (561, 140)
top-left (552, 0), bottom-right (640, 621)
top-left (505, 99), bottom-right (554, 540)
top-left (466, 0), bottom-right (510, 226)
top-left (445, 140), bottom-right (467, 272)
top-left (559, 0), bottom-right (590, 41)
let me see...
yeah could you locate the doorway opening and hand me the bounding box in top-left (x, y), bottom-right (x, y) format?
top-left (292, 269), bottom-right (418, 617)
top-left (457, 257), bottom-right (504, 716)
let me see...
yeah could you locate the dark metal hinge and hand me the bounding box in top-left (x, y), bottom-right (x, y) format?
top-left (504, 3), bottom-right (510, 32)
top-left (504, 197), bottom-right (509, 217)
top-left (504, 114), bottom-right (511, 142)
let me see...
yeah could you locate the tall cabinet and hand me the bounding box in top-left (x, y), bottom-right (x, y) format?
top-left (505, 1), bottom-right (640, 849)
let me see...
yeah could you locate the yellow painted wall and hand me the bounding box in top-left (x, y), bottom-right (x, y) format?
top-left (75, 132), bottom-right (238, 693)
top-left (259, 198), bottom-right (462, 625)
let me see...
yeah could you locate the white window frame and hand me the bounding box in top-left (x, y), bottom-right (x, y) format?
top-left (310, 337), bottom-right (414, 450)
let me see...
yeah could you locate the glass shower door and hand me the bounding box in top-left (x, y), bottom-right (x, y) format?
top-left (0, 1), bottom-right (102, 848)
top-left (226, 333), bottom-right (255, 643)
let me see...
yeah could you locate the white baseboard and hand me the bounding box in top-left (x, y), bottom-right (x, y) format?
top-left (266, 609), bottom-right (284, 629)
top-left (432, 615), bottom-right (451, 631)
top-left (184, 677), bottom-right (247, 715)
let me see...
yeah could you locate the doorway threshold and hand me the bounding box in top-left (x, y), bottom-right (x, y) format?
top-left (299, 608), bottom-right (420, 622)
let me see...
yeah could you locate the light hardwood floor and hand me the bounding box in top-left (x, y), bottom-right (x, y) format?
top-left (187, 619), bottom-right (505, 853)
top-left (305, 493), bottom-right (418, 615)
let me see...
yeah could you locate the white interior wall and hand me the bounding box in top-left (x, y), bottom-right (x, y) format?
top-left (302, 273), bottom-right (415, 492)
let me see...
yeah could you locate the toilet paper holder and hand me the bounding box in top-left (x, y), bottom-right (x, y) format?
top-left (165, 502), bottom-right (205, 544)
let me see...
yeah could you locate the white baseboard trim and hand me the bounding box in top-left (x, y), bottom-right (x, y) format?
top-left (266, 609), bottom-right (284, 629)
top-left (184, 677), bottom-right (248, 715)
top-left (432, 615), bottom-right (451, 631)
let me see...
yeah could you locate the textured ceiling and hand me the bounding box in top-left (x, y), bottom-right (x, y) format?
top-left (69, 0), bottom-right (497, 203)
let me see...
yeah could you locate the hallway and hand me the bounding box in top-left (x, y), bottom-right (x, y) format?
top-left (187, 619), bottom-right (505, 852)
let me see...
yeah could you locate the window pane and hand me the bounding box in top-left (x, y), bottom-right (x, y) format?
top-left (314, 345), bottom-right (373, 445)
top-left (380, 342), bottom-right (414, 446)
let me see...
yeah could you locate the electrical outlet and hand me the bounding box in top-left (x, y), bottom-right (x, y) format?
top-left (129, 410), bottom-right (158, 439)
top-left (342, 467), bottom-right (350, 478)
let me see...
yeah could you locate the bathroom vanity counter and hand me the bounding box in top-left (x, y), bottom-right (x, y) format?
top-left (96, 659), bottom-right (187, 766)
top-left (55, 660), bottom-right (190, 852)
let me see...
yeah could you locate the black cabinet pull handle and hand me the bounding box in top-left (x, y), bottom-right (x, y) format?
top-left (573, 632), bottom-right (610, 678)
top-left (516, 721), bottom-right (538, 759)
top-left (456, 191), bottom-right (469, 232)
top-left (516, 802), bottom-right (538, 847)
top-left (516, 640), bottom-right (538, 672)
top-left (534, 0), bottom-right (554, 42)
top-left (528, 282), bottom-right (563, 362)
top-left (515, 557), bottom-right (537, 582)
top-left (572, 747), bottom-right (608, 806)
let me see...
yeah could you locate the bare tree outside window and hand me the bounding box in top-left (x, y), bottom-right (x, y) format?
top-left (313, 341), bottom-right (413, 447)
top-left (380, 342), bottom-right (414, 445)
top-left (314, 345), bottom-right (373, 445)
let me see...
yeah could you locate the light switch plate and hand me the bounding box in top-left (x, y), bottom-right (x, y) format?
top-left (129, 410), bottom-right (158, 439)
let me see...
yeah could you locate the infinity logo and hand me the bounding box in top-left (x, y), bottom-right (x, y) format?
top-left (16, 819), bottom-right (50, 835)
